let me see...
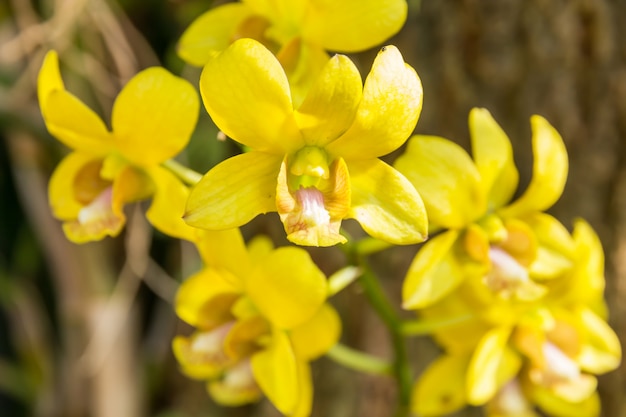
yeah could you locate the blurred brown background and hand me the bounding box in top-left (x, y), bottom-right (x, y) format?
top-left (0, 0), bottom-right (625, 416)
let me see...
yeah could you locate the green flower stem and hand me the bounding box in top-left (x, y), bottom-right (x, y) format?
top-left (162, 159), bottom-right (202, 186)
top-left (327, 266), bottom-right (362, 296)
top-left (347, 247), bottom-right (412, 417)
top-left (401, 314), bottom-right (475, 336)
top-left (326, 343), bottom-right (392, 376)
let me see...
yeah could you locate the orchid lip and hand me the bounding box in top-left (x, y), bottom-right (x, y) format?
top-left (294, 186), bottom-right (331, 228)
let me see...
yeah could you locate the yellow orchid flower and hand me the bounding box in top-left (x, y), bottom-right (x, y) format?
top-left (396, 108), bottom-right (571, 309)
top-left (184, 38), bottom-right (427, 247)
top-left (38, 51), bottom-right (199, 243)
top-left (411, 220), bottom-right (620, 417)
top-left (177, 0), bottom-right (407, 105)
top-left (413, 310), bottom-right (616, 417)
top-left (173, 231), bottom-right (341, 416)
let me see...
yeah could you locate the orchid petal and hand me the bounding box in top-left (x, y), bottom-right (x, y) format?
top-left (500, 116), bottom-right (568, 217)
top-left (276, 39), bottom-right (331, 108)
top-left (294, 54), bottom-right (362, 147)
top-left (467, 326), bottom-right (514, 405)
top-left (251, 331), bottom-right (299, 415)
top-left (326, 45), bottom-right (422, 159)
top-left (38, 51), bottom-right (114, 154)
top-left (347, 158), bottom-right (428, 245)
top-left (112, 67), bottom-right (198, 165)
top-left (290, 304), bottom-right (341, 360)
top-left (194, 228), bottom-right (251, 279)
top-left (41, 89), bottom-right (113, 154)
top-left (175, 268), bottom-right (240, 327)
top-left (395, 135), bottom-right (486, 229)
top-left (145, 166), bottom-right (199, 242)
top-left (531, 385), bottom-right (600, 417)
top-left (37, 51), bottom-right (64, 117)
top-left (172, 335), bottom-right (224, 380)
top-left (576, 307), bottom-right (621, 374)
top-left (246, 247), bottom-right (327, 329)
top-left (48, 152), bottom-right (100, 220)
top-left (553, 219), bottom-right (607, 313)
top-left (207, 360), bottom-right (262, 405)
top-left (200, 38), bottom-right (303, 153)
top-left (301, 0), bottom-right (407, 52)
top-left (402, 230), bottom-right (464, 310)
top-left (177, 3), bottom-right (254, 66)
top-left (184, 152), bottom-right (282, 230)
top-left (469, 108), bottom-right (519, 210)
top-left (412, 353), bottom-right (469, 416)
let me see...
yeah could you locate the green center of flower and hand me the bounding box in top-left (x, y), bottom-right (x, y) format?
top-left (289, 146), bottom-right (330, 189)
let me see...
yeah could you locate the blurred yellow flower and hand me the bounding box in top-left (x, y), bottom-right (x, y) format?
top-left (185, 39), bottom-right (427, 247)
top-left (177, 0), bottom-right (407, 105)
top-left (410, 220), bottom-right (621, 417)
top-left (173, 231), bottom-right (340, 416)
top-left (38, 51), bottom-right (199, 243)
top-left (395, 108), bottom-right (570, 309)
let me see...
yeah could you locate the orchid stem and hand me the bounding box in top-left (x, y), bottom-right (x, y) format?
top-left (346, 246), bottom-right (412, 417)
top-left (162, 159), bottom-right (202, 186)
top-left (326, 343), bottom-right (392, 376)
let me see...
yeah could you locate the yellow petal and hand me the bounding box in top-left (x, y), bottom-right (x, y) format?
top-left (467, 326), bottom-right (514, 405)
top-left (200, 38), bottom-right (303, 153)
top-left (294, 54), bottom-right (362, 147)
top-left (59, 158), bottom-right (150, 243)
top-left (290, 304), bottom-right (341, 360)
top-left (224, 315), bottom-right (270, 360)
top-left (469, 108), bottom-right (519, 209)
top-left (419, 293), bottom-right (490, 353)
top-left (251, 331), bottom-right (299, 415)
top-left (195, 228), bottom-right (251, 279)
top-left (184, 152), bottom-right (282, 230)
top-left (177, 3), bottom-right (254, 66)
top-left (38, 51), bottom-right (113, 153)
top-left (576, 307), bottom-right (621, 374)
top-left (565, 219), bottom-right (606, 309)
top-left (246, 235), bottom-right (275, 265)
top-left (326, 45), bottom-right (422, 159)
top-left (48, 152), bottom-right (100, 220)
top-left (145, 167), bottom-right (199, 242)
top-left (277, 39), bottom-right (331, 108)
top-left (243, 0), bottom-right (307, 44)
top-left (111, 67), bottom-right (198, 165)
top-left (290, 360), bottom-right (313, 417)
top-left (37, 50), bottom-right (64, 118)
top-left (246, 246), bottom-right (327, 329)
top-left (301, 0), bottom-right (407, 52)
top-left (530, 384), bottom-right (600, 417)
top-left (175, 268), bottom-right (239, 327)
top-left (347, 158), bottom-right (428, 245)
top-left (499, 116), bottom-right (568, 218)
top-left (207, 360), bottom-right (262, 405)
top-left (110, 162), bottom-right (154, 212)
top-left (172, 335), bottom-right (224, 379)
top-left (231, 296), bottom-right (259, 320)
top-left (506, 214), bottom-right (572, 282)
top-left (41, 89), bottom-right (113, 153)
top-left (498, 219), bottom-right (537, 267)
top-left (394, 135), bottom-right (486, 229)
top-left (412, 353), bottom-right (470, 416)
top-left (402, 230), bottom-right (464, 310)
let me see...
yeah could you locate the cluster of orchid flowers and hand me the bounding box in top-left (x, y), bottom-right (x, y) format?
top-left (36, 1), bottom-right (620, 417)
